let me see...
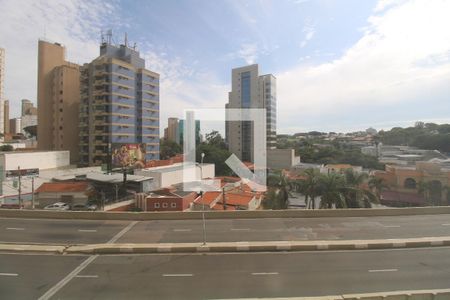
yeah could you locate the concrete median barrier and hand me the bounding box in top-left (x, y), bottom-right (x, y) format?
top-left (60, 236), bottom-right (450, 255)
top-left (0, 243), bottom-right (66, 254)
top-left (3, 206), bottom-right (450, 220)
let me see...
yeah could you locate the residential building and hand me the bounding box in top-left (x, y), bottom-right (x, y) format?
top-left (3, 100), bottom-right (9, 134)
top-left (37, 40), bottom-right (80, 164)
top-left (374, 161), bottom-right (450, 206)
top-left (135, 188), bottom-right (198, 212)
top-left (21, 99), bottom-right (36, 116)
top-left (9, 118), bottom-right (21, 134)
top-left (79, 37), bottom-right (160, 167)
top-left (0, 48), bottom-right (5, 135)
top-left (225, 64), bottom-right (276, 162)
top-left (21, 114), bottom-right (37, 135)
top-left (34, 181), bottom-right (90, 208)
top-left (177, 119), bottom-right (200, 144)
top-left (164, 117), bottom-right (178, 142)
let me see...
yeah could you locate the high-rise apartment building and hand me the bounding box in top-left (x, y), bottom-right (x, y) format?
top-left (225, 64), bottom-right (276, 162)
top-left (21, 99), bottom-right (36, 116)
top-left (37, 40), bottom-right (80, 163)
top-left (164, 117), bottom-right (179, 142)
top-left (79, 39), bottom-right (160, 167)
top-left (9, 118), bottom-right (21, 135)
top-left (0, 48), bottom-right (5, 134)
top-left (3, 100), bottom-right (9, 134)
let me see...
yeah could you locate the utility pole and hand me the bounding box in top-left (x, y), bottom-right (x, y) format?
top-left (31, 177), bottom-right (35, 209)
top-left (18, 166), bottom-right (22, 209)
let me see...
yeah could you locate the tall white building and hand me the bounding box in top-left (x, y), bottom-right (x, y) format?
top-left (0, 48), bottom-right (5, 135)
top-left (225, 64), bottom-right (276, 162)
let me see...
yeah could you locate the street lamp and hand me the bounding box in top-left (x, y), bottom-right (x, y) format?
top-left (199, 152), bottom-right (206, 245)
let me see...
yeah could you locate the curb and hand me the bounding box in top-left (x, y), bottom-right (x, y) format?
top-left (65, 236), bottom-right (450, 255)
top-left (2, 236), bottom-right (450, 255)
top-left (0, 244), bottom-right (66, 254)
top-left (220, 288), bottom-right (450, 299)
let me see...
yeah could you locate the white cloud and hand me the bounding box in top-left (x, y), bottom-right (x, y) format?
top-left (0, 0), bottom-right (118, 117)
top-left (300, 18), bottom-right (315, 48)
top-left (277, 0), bottom-right (450, 133)
top-left (237, 43), bottom-right (259, 64)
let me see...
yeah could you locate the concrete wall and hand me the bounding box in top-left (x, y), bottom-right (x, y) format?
top-left (267, 148), bottom-right (300, 170)
top-left (3, 206), bottom-right (450, 220)
top-left (36, 191), bottom-right (87, 208)
top-left (135, 163), bottom-right (215, 189)
top-left (0, 150), bottom-right (70, 171)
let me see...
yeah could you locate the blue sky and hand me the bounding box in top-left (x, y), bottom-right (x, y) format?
top-left (1, 0), bottom-right (449, 134)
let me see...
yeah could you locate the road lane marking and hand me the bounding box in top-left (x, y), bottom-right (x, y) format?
top-left (231, 228), bottom-right (251, 231)
top-left (75, 275), bottom-right (98, 278)
top-left (6, 227), bottom-right (25, 231)
top-left (251, 272), bottom-right (279, 275)
top-left (38, 255), bottom-right (98, 300)
top-left (107, 221), bottom-right (138, 244)
top-left (383, 225), bottom-right (400, 228)
top-left (38, 221), bottom-right (138, 300)
top-left (368, 269), bottom-right (398, 272)
top-left (163, 274), bottom-right (193, 277)
top-left (173, 229), bottom-right (192, 232)
top-left (78, 229), bottom-right (97, 233)
top-left (442, 224), bottom-right (450, 226)
top-left (0, 273), bottom-right (18, 276)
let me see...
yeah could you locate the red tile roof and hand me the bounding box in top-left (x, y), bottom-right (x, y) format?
top-left (194, 191), bottom-right (221, 205)
top-left (35, 182), bottom-right (89, 193)
top-left (212, 204), bottom-right (236, 211)
top-left (223, 193), bottom-right (256, 207)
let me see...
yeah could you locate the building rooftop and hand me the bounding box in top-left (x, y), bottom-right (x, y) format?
top-left (35, 182), bottom-right (89, 193)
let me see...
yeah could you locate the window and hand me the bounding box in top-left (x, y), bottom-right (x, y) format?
top-left (171, 203), bottom-right (177, 208)
top-left (404, 178), bottom-right (416, 189)
top-left (162, 202), bottom-right (168, 208)
top-left (154, 203), bottom-right (160, 208)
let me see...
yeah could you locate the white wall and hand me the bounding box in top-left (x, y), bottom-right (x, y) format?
top-left (0, 151), bottom-right (70, 171)
top-left (135, 163), bottom-right (215, 189)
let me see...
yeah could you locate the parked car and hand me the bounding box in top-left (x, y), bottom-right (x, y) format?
top-left (43, 202), bottom-right (70, 211)
top-left (71, 203), bottom-right (98, 211)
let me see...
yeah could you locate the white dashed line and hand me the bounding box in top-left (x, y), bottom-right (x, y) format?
top-left (77, 229), bottom-right (97, 233)
top-left (368, 269), bottom-right (398, 272)
top-left (251, 272), bottom-right (279, 275)
top-left (163, 274), bottom-right (193, 277)
top-left (6, 227), bottom-right (25, 231)
top-left (441, 224), bottom-right (450, 226)
top-left (0, 273), bottom-right (18, 276)
top-left (173, 229), bottom-right (192, 232)
top-left (231, 228), bottom-right (251, 231)
top-left (383, 225), bottom-right (400, 228)
top-left (75, 275), bottom-right (98, 278)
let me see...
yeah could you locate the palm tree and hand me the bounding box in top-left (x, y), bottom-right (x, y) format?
top-left (368, 176), bottom-right (387, 202)
top-left (298, 168), bottom-right (321, 209)
top-left (266, 172), bottom-right (290, 209)
top-left (318, 173), bottom-right (347, 209)
top-left (343, 169), bottom-right (378, 208)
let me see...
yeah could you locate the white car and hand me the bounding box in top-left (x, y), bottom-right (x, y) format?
top-left (44, 202), bottom-right (70, 211)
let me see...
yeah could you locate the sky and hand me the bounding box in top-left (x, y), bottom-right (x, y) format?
top-left (0, 0), bottom-right (449, 134)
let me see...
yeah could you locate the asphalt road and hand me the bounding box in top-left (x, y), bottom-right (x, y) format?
top-left (2, 247), bottom-right (450, 299)
top-left (2, 214), bottom-right (450, 244)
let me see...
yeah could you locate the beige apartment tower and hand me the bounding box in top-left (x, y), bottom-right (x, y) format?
top-left (3, 100), bottom-right (9, 134)
top-left (0, 48), bottom-right (5, 134)
top-left (165, 117), bottom-right (179, 142)
top-left (225, 64), bottom-right (276, 163)
top-left (37, 40), bottom-right (80, 163)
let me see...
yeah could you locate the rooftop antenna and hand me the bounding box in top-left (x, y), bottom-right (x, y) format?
top-left (101, 30), bottom-right (104, 44)
top-left (106, 29), bottom-right (113, 45)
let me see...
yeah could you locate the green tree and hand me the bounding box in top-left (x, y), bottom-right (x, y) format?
top-left (160, 139), bottom-right (182, 160)
top-left (343, 169), bottom-right (378, 208)
top-left (368, 176), bottom-right (387, 201)
top-left (295, 168), bottom-right (321, 209)
top-left (318, 173), bottom-right (347, 209)
top-left (0, 144), bottom-right (14, 152)
top-left (266, 172), bottom-right (290, 209)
